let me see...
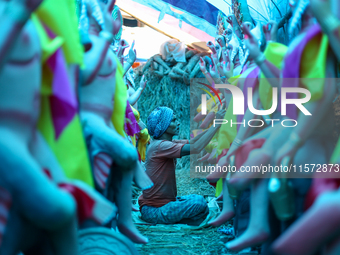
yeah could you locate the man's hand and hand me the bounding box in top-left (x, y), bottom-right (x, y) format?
top-left (190, 130), bottom-right (208, 144)
top-left (188, 114), bottom-right (224, 155)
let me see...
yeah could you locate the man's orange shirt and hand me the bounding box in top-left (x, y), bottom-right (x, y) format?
top-left (139, 139), bottom-right (188, 208)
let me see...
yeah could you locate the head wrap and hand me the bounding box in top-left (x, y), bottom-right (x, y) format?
top-left (147, 107), bottom-right (174, 139)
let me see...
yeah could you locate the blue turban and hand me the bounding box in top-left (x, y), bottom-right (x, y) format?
top-left (147, 107), bottom-right (174, 139)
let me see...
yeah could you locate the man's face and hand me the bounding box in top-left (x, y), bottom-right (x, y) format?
top-left (166, 114), bottom-right (180, 136)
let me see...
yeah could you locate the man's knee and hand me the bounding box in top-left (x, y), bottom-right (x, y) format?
top-left (140, 206), bottom-right (158, 224)
top-left (191, 195), bottom-right (208, 213)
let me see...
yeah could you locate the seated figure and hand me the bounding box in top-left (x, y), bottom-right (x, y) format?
top-left (139, 106), bottom-right (226, 225)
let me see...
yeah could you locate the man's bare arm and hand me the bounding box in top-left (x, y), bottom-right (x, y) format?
top-left (180, 125), bottom-right (221, 157)
top-left (180, 109), bottom-right (226, 157)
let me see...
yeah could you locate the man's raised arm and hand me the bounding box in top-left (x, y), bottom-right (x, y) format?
top-left (180, 108), bottom-right (226, 157)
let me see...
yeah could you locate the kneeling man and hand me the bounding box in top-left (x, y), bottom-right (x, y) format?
top-left (139, 106), bottom-right (225, 226)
